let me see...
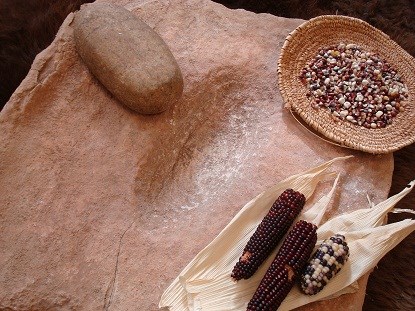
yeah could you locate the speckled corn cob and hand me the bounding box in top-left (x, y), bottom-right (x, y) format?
top-left (300, 234), bottom-right (349, 295)
top-left (247, 220), bottom-right (318, 311)
top-left (231, 189), bottom-right (306, 281)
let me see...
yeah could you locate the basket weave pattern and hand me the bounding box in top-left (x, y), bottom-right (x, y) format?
top-left (278, 15), bottom-right (415, 154)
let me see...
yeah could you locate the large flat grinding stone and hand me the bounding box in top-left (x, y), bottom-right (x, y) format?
top-left (0, 0), bottom-right (392, 310)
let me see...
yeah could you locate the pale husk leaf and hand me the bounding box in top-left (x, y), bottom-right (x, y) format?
top-left (159, 156), bottom-right (348, 310)
top-left (279, 218), bottom-right (415, 310)
top-left (159, 158), bottom-right (415, 311)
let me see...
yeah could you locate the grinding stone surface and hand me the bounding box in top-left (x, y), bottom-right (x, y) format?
top-left (73, 2), bottom-right (183, 114)
top-left (0, 0), bottom-right (392, 310)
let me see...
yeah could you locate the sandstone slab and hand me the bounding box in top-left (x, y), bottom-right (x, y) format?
top-left (73, 2), bottom-right (183, 114)
top-left (0, 0), bottom-right (393, 310)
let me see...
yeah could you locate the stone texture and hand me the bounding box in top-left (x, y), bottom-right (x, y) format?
top-left (73, 2), bottom-right (183, 114)
top-left (0, 0), bottom-right (393, 310)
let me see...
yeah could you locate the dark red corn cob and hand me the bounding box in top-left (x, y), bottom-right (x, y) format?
top-left (247, 220), bottom-right (317, 311)
top-left (231, 189), bottom-right (306, 281)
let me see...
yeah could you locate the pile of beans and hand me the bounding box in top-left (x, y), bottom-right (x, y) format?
top-left (300, 43), bottom-right (408, 129)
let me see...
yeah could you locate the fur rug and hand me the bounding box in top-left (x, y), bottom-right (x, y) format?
top-left (0, 0), bottom-right (414, 309)
top-left (365, 143), bottom-right (415, 311)
top-left (0, 0), bottom-right (93, 107)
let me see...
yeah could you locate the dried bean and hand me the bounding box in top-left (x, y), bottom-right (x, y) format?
top-left (300, 43), bottom-right (408, 128)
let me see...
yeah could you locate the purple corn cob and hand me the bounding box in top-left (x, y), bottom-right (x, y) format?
top-left (247, 220), bottom-right (318, 311)
top-left (231, 189), bottom-right (306, 281)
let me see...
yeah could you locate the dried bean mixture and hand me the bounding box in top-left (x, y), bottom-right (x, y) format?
top-left (300, 43), bottom-right (408, 129)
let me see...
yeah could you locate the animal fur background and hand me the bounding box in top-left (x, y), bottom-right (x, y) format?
top-left (0, 0), bottom-right (93, 106)
top-left (0, 0), bottom-right (414, 310)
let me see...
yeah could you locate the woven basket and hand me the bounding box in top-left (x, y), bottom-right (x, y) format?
top-left (278, 15), bottom-right (415, 154)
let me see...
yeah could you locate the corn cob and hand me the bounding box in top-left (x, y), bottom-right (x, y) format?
top-left (231, 189), bottom-right (306, 281)
top-left (247, 220), bottom-right (317, 311)
top-left (300, 234), bottom-right (349, 295)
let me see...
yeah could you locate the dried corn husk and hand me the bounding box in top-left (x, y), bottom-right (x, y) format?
top-left (159, 156), bottom-right (415, 311)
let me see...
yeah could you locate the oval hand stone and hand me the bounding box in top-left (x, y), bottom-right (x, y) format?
top-left (73, 2), bottom-right (183, 114)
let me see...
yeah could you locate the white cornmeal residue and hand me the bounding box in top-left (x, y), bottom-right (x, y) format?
top-left (162, 101), bottom-right (265, 214)
top-left (185, 110), bottom-right (258, 209)
top-left (181, 204), bottom-right (196, 211)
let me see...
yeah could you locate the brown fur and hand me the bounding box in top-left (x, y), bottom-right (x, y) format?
top-left (0, 0), bottom-right (414, 309)
top-left (0, 0), bottom-right (93, 107)
top-left (364, 143), bottom-right (415, 311)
